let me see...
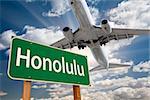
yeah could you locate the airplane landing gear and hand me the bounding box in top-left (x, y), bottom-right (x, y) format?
top-left (78, 40), bottom-right (86, 49)
top-left (78, 45), bottom-right (86, 50)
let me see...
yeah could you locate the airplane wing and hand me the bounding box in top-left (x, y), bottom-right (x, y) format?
top-left (51, 28), bottom-right (150, 48)
top-left (90, 63), bottom-right (131, 72)
top-left (112, 28), bottom-right (150, 35)
top-left (50, 38), bottom-right (77, 49)
top-left (106, 28), bottom-right (150, 41)
top-left (94, 27), bottom-right (150, 45)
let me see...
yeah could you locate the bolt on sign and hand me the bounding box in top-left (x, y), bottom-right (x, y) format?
top-left (8, 38), bottom-right (90, 85)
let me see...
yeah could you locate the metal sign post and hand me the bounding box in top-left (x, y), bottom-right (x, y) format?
top-left (73, 85), bottom-right (81, 100)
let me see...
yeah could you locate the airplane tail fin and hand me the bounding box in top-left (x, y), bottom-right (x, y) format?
top-left (90, 63), bottom-right (131, 72)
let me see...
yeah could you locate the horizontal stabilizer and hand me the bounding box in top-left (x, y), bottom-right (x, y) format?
top-left (90, 63), bottom-right (131, 72)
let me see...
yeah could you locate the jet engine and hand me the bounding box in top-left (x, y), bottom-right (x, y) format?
top-left (63, 27), bottom-right (73, 42)
top-left (101, 19), bottom-right (112, 34)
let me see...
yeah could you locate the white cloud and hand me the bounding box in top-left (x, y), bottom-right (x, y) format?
top-left (104, 36), bottom-right (137, 61)
top-left (32, 84), bottom-right (47, 89)
top-left (102, 36), bottom-right (136, 65)
top-left (80, 87), bottom-right (150, 100)
top-left (42, 0), bottom-right (71, 17)
top-left (49, 84), bottom-right (61, 89)
top-left (89, 6), bottom-right (101, 24)
top-left (22, 25), bottom-right (64, 45)
top-left (112, 87), bottom-right (150, 100)
top-left (0, 26), bottom-right (64, 56)
top-left (105, 36), bottom-right (137, 54)
top-left (133, 61), bottom-right (150, 72)
top-left (0, 91), bottom-right (7, 96)
top-left (108, 0), bottom-right (150, 28)
top-left (0, 30), bottom-right (16, 50)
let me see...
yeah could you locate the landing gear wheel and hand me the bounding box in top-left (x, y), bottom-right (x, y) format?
top-left (78, 45), bottom-right (81, 50)
top-left (81, 46), bottom-right (84, 49)
top-left (78, 45), bottom-right (86, 49)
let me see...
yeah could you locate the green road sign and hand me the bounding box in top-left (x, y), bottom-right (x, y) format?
top-left (8, 38), bottom-right (90, 85)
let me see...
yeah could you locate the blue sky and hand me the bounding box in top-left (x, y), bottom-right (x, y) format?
top-left (1, 0), bottom-right (76, 33)
top-left (0, 0), bottom-right (150, 99)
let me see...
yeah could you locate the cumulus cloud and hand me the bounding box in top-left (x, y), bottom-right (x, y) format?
top-left (0, 26), bottom-right (64, 50)
top-left (0, 30), bottom-right (16, 50)
top-left (89, 6), bottom-right (101, 24)
top-left (105, 36), bottom-right (137, 54)
top-left (112, 87), bottom-right (150, 100)
top-left (22, 25), bottom-right (64, 44)
top-left (108, 0), bottom-right (150, 28)
top-left (79, 87), bottom-right (150, 100)
top-left (42, 0), bottom-right (71, 17)
top-left (133, 61), bottom-right (150, 72)
top-left (0, 26), bottom-right (65, 57)
top-left (104, 36), bottom-right (137, 64)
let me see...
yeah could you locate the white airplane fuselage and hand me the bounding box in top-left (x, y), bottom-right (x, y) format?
top-left (70, 0), bottom-right (109, 68)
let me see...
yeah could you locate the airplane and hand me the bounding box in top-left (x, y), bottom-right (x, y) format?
top-left (50, 0), bottom-right (150, 71)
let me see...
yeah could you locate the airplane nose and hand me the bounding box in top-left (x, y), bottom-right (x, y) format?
top-left (101, 19), bottom-right (108, 24)
top-left (63, 27), bottom-right (70, 32)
